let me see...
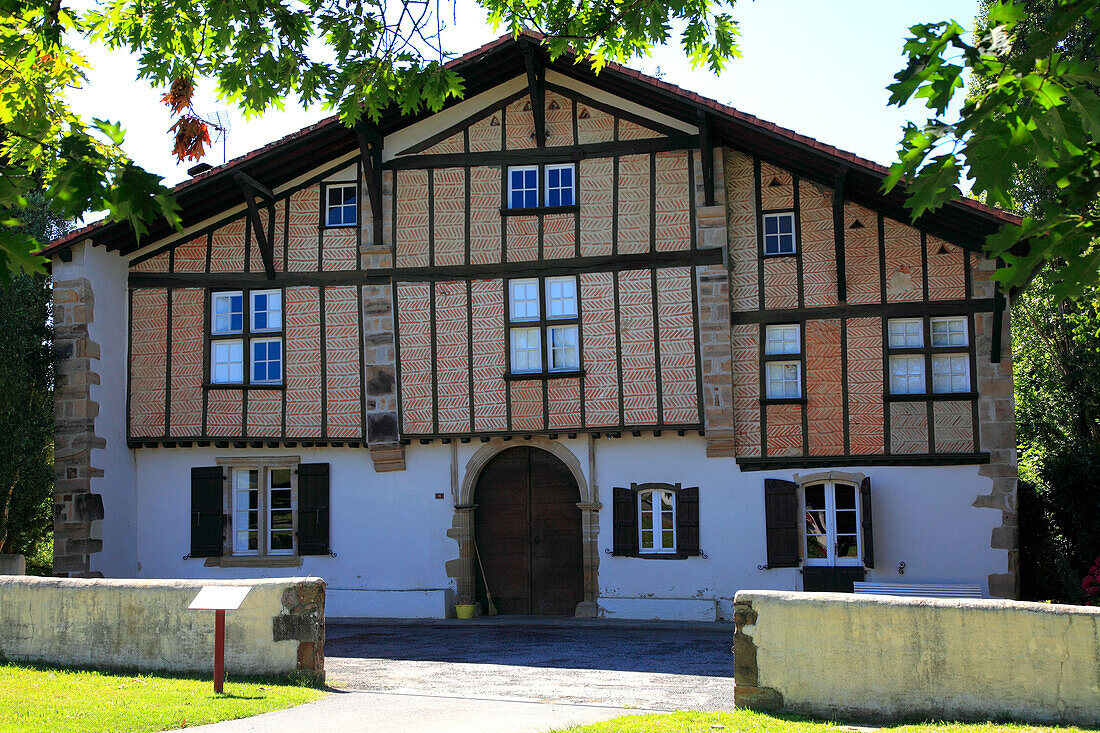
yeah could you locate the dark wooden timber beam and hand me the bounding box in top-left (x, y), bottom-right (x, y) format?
top-left (991, 285), bottom-right (1005, 363)
top-left (233, 171), bottom-right (275, 201)
top-left (698, 110), bottom-right (715, 206)
top-left (522, 42), bottom-right (547, 148)
top-left (233, 172), bottom-right (276, 280)
top-left (833, 165), bottom-right (849, 303)
top-left (356, 122), bottom-right (385, 246)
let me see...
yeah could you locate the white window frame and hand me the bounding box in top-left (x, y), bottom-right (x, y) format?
top-left (250, 289), bottom-right (282, 333)
top-left (765, 324), bottom-right (801, 355)
top-left (506, 275), bottom-right (581, 377)
top-left (229, 464), bottom-right (298, 557)
top-left (509, 278), bottom-right (541, 322)
top-left (932, 353), bottom-right (971, 394)
top-left (507, 165), bottom-right (540, 209)
top-left (762, 212), bottom-right (797, 255)
top-left (802, 480), bottom-right (861, 567)
top-left (547, 324), bottom-right (579, 372)
top-left (887, 318), bottom-right (924, 348)
top-left (509, 326), bottom-right (542, 374)
top-left (211, 339), bottom-right (245, 385)
top-left (930, 316), bottom-right (968, 348)
top-left (638, 487), bottom-right (677, 554)
top-left (210, 288), bottom-right (284, 387)
top-left (766, 361), bottom-right (802, 399)
top-left (889, 354), bottom-right (925, 395)
top-left (544, 163), bottom-right (576, 207)
top-left (886, 315), bottom-right (972, 396)
top-left (250, 337), bottom-right (283, 385)
top-left (325, 183), bottom-right (357, 227)
top-left (545, 276), bottom-right (578, 319)
top-left (212, 291), bottom-right (244, 335)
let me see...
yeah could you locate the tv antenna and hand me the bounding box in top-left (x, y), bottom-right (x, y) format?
top-left (207, 110), bottom-right (232, 164)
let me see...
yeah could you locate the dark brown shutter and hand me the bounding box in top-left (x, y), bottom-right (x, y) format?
top-left (764, 478), bottom-right (800, 568)
top-left (190, 466), bottom-right (224, 558)
top-left (298, 463), bottom-right (330, 555)
top-left (860, 476), bottom-right (874, 569)
top-left (612, 487), bottom-right (637, 556)
top-left (677, 486), bottom-right (700, 556)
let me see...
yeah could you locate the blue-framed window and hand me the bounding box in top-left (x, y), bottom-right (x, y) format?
top-left (210, 289), bottom-right (284, 386)
top-left (545, 164), bottom-right (575, 207)
top-left (212, 291), bottom-right (244, 334)
top-left (325, 183), bottom-right (357, 226)
top-left (251, 290), bottom-right (282, 332)
top-left (251, 338), bottom-right (283, 384)
top-left (763, 212), bottom-right (797, 255)
top-left (508, 166), bottom-right (539, 209)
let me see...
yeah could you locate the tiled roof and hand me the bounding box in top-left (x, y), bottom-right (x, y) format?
top-left (41, 30), bottom-right (1019, 256)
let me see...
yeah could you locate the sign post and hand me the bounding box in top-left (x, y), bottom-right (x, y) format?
top-left (189, 585), bottom-right (252, 693)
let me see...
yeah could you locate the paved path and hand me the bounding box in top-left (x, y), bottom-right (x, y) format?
top-left (192, 618), bottom-right (737, 732)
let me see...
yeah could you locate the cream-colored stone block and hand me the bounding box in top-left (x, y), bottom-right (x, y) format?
top-left (736, 590), bottom-right (1100, 726)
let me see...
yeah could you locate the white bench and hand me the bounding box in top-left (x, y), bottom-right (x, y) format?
top-left (852, 581), bottom-right (984, 598)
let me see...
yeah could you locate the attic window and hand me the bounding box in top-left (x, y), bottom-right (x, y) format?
top-left (324, 183), bottom-right (357, 227)
top-left (762, 212), bottom-right (797, 255)
top-left (506, 164), bottom-right (575, 210)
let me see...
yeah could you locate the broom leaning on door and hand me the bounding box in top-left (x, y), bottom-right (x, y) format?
top-left (473, 540), bottom-right (499, 616)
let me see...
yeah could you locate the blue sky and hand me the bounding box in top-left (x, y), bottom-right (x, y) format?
top-left (68, 0), bottom-right (980, 190)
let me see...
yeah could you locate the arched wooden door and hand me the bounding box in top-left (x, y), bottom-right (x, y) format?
top-left (473, 446), bottom-right (584, 615)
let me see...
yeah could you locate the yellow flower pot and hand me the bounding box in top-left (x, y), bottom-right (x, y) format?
top-left (455, 604), bottom-right (477, 619)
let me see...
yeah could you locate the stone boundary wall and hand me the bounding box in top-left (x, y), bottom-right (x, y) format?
top-left (734, 590), bottom-right (1100, 726)
top-left (0, 577), bottom-right (324, 680)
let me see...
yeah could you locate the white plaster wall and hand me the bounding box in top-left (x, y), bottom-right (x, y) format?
top-left (593, 436), bottom-right (1004, 621)
top-left (53, 242), bottom-right (138, 576)
top-left (127, 436), bottom-right (1004, 621)
top-left (133, 445), bottom-right (457, 617)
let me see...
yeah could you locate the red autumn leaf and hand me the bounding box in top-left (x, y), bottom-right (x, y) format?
top-left (168, 115), bottom-right (210, 162)
top-left (161, 76), bottom-right (195, 115)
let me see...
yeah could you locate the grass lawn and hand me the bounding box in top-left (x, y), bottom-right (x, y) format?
top-left (551, 710), bottom-right (1098, 733)
top-left (0, 663), bottom-right (325, 732)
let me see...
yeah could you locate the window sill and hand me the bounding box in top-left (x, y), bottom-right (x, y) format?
top-left (205, 383), bottom-right (286, 391)
top-left (761, 252), bottom-right (798, 259)
top-left (884, 391), bottom-right (977, 402)
top-left (204, 555), bottom-right (302, 568)
top-left (503, 370), bottom-right (585, 382)
top-left (613, 551), bottom-right (699, 560)
top-left (499, 205), bottom-right (579, 217)
top-left (761, 397), bottom-right (807, 405)
top-left (322, 223), bottom-right (358, 230)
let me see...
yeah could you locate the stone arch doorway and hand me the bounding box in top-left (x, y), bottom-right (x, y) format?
top-left (473, 446), bottom-right (584, 616)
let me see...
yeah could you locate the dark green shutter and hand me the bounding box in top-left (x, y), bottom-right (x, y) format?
top-left (190, 466), bottom-right (224, 558)
top-left (764, 478), bottom-right (800, 568)
top-left (298, 463), bottom-right (330, 555)
top-left (677, 486), bottom-right (700, 556)
top-left (612, 487), bottom-right (637, 556)
top-left (860, 476), bottom-right (874, 569)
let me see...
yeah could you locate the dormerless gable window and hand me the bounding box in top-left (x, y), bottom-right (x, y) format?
top-left (506, 276), bottom-right (580, 377)
top-left (508, 166), bottom-right (539, 209)
top-left (506, 163), bottom-right (576, 209)
top-left (325, 183), bottom-right (357, 227)
top-left (762, 212), bottom-right (797, 255)
top-left (210, 288), bottom-right (283, 386)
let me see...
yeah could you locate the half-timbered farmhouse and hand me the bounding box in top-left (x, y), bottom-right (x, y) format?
top-left (45, 33), bottom-right (1019, 620)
